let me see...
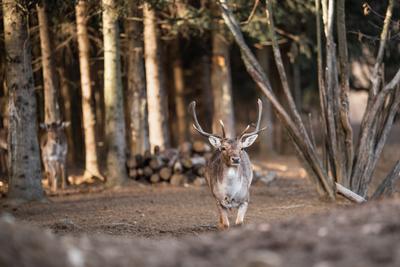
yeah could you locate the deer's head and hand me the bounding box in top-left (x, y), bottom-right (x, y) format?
top-left (189, 99), bottom-right (267, 166)
top-left (40, 121), bottom-right (70, 140)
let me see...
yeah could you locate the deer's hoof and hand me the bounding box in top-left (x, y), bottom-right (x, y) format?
top-left (234, 222), bottom-right (244, 228)
top-left (218, 223), bottom-right (229, 231)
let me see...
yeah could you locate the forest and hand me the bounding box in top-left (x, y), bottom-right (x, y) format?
top-left (0, 0), bottom-right (399, 266)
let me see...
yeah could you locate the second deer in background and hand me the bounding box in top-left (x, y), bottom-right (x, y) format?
top-left (40, 121), bottom-right (69, 192)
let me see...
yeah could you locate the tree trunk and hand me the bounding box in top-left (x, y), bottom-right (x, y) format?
top-left (75, 0), bottom-right (103, 180)
top-left (211, 26), bottom-right (235, 138)
top-left (102, 0), bottom-right (128, 185)
top-left (256, 46), bottom-right (274, 154)
top-left (58, 66), bottom-right (75, 164)
top-left (3, 0), bottom-right (44, 201)
top-left (171, 0), bottom-right (189, 145)
top-left (125, 0), bottom-right (149, 155)
top-left (37, 2), bottom-right (61, 124)
top-left (143, 2), bottom-right (170, 150)
top-left (200, 53), bottom-right (214, 128)
top-left (335, 0), bottom-right (353, 188)
top-left (292, 59), bottom-right (302, 111)
top-left (171, 38), bottom-right (188, 144)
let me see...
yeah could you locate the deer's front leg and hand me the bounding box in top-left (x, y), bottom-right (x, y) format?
top-left (235, 202), bottom-right (248, 226)
top-left (49, 165), bottom-right (57, 192)
top-left (60, 162), bottom-right (67, 190)
top-left (217, 203), bottom-right (229, 230)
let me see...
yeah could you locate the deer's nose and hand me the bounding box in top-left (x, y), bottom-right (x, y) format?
top-left (231, 157), bottom-right (240, 164)
top-left (224, 196), bottom-right (234, 203)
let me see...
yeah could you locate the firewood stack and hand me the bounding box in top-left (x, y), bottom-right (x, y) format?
top-left (126, 141), bottom-right (212, 186)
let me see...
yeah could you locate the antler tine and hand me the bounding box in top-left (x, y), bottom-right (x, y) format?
top-left (219, 120), bottom-right (226, 138)
top-left (240, 98), bottom-right (267, 139)
top-left (189, 101), bottom-right (220, 138)
top-left (239, 124), bottom-right (251, 138)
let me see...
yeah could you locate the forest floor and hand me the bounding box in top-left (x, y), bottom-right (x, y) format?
top-left (0, 140), bottom-right (399, 266)
top-left (3, 147), bottom-right (398, 239)
top-left (3, 156), bottom-right (343, 238)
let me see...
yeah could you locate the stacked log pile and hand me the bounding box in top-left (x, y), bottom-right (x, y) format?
top-left (126, 141), bottom-right (212, 186)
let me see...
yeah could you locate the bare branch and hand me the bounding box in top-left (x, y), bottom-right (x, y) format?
top-left (372, 161), bottom-right (400, 199)
top-left (351, 85), bottom-right (399, 195)
top-left (384, 67), bottom-right (400, 91)
top-left (218, 0), bottom-right (335, 199)
top-left (336, 0), bottom-right (353, 187)
top-left (370, 0), bottom-right (394, 96)
top-left (241, 0), bottom-right (260, 25)
top-left (320, 0), bottom-right (343, 184)
top-left (336, 183), bottom-right (366, 203)
top-left (307, 113), bottom-right (317, 149)
top-left (265, 1), bottom-right (301, 121)
top-left (315, 0), bottom-right (327, 130)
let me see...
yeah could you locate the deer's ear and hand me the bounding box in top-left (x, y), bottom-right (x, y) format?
top-left (39, 123), bottom-right (47, 130)
top-left (241, 134), bottom-right (258, 148)
top-left (61, 121), bottom-right (71, 128)
top-left (208, 136), bottom-right (222, 149)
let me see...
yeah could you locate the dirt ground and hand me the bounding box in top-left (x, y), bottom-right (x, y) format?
top-left (1, 126), bottom-right (399, 238)
top-left (0, 143), bottom-right (399, 267)
top-left (0, 153), bottom-right (400, 267)
top-left (3, 156), bottom-right (349, 238)
top-left (2, 140), bottom-right (399, 238)
top-left (2, 197), bottom-right (400, 267)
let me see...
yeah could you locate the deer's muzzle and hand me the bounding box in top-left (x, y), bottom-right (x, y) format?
top-left (230, 156), bottom-right (240, 165)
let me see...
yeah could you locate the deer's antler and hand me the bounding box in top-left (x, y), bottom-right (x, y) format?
top-left (189, 101), bottom-right (221, 139)
top-left (219, 120), bottom-right (226, 138)
top-left (240, 98), bottom-right (267, 140)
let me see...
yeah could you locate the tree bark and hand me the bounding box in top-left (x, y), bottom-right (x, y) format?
top-left (351, 0), bottom-right (395, 196)
top-left (75, 0), bottom-right (103, 180)
top-left (200, 54), bottom-right (214, 127)
top-left (171, 38), bottom-right (188, 144)
top-left (372, 161), bottom-right (400, 199)
top-left (58, 66), bottom-right (75, 164)
top-left (292, 58), bottom-right (301, 110)
top-left (36, 1), bottom-right (61, 124)
top-left (143, 2), bottom-right (170, 150)
top-left (334, 0), bottom-right (353, 188)
top-left (3, 0), bottom-right (44, 201)
top-left (102, 0), bottom-right (128, 186)
top-left (211, 22), bottom-right (235, 138)
top-left (171, 0), bottom-right (189, 145)
top-left (256, 46), bottom-right (274, 153)
top-left (126, 0), bottom-right (149, 155)
top-left (336, 0), bottom-right (353, 186)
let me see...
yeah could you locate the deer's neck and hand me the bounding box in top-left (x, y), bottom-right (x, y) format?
top-left (218, 164), bottom-right (241, 182)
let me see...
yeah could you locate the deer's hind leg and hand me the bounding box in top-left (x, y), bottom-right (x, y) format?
top-left (48, 163), bottom-right (57, 192)
top-left (60, 161), bottom-right (67, 190)
top-left (217, 203), bottom-right (230, 230)
top-left (235, 202), bottom-right (248, 226)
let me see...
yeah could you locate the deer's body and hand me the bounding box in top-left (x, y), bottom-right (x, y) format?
top-left (190, 99), bottom-right (266, 230)
top-left (40, 122), bottom-right (69, 192)
top-left (206, 150), bottom-right (252, 209)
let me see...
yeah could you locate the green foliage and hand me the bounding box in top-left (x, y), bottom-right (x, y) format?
top-left (166, 5), bottom-right (212, 39)
top-left (223, 0), bottom-right (315, 59)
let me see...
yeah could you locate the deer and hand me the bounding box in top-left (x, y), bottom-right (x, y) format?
top-left (189, 99), bottom-right (266, 230)
top-left (40, 121), bottom-right (69, 192)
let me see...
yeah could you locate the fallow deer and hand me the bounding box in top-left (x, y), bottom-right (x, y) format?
top-left (189, 99), bottom-right (266, 229)
top-left (40, 121), bottom-right (69, 192)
